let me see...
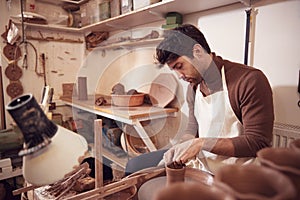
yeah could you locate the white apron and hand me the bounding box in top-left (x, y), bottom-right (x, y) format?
top-left (193, 66), bottom-right (255, 174)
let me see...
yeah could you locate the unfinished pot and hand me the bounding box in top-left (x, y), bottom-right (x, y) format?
top-left (257, 147), bottom-right (300, 199)
top-left (214, 164), bottom-right (297, 200)
top-left (165, 162), bottom-right (186, 186)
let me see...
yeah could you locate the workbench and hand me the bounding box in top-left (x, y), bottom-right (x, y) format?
top-left (60, 95), bottom-right (178, 168)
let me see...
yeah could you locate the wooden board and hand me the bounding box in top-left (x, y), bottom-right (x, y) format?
top-left (60, 95), bottom-right (178, 120)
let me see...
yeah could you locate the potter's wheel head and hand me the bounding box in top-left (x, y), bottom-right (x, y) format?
top-left (138, 168), bottom-right (214, 200)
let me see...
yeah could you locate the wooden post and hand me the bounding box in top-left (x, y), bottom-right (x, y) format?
top-left (0, 66), bottom-right (6, 130)
top-left (94, 119), bottom-right (103, 189)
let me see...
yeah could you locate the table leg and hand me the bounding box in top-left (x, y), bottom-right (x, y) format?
top-left (132, 120), bottom-right (157, 152)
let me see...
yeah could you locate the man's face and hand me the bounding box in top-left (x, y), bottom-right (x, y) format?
top-left (167, 56), bottom-right (203, 85)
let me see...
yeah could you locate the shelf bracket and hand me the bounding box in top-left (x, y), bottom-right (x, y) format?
top-left (148, 10), bottom-right (165, 19)
top-left (239, 0), bottom-right (251, 6)
top-left (132, 120), bottom-right (157, 152)
top-left (105, 23), bottom-right (130, 30)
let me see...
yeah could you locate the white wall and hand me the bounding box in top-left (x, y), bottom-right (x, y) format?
top-left (252, 0), bottom-right (300, 126)
top-left (183, 0), bottom-right (300, 126)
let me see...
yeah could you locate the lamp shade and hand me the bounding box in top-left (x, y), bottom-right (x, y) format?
top-left (6, 94), bottom-right (88, 186)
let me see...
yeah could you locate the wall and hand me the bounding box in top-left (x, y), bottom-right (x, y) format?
top-left (183, 0), bottom-right (300, 126)
top-left (252, 0), bottom-right (300, 126)
top-left (1, 0), bottom-right (299, 130)
top-left (0, 1), bottom-right (85, 126)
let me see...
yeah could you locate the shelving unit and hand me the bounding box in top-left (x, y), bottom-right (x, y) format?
top-left (15, 0), bottom-right (251, 34)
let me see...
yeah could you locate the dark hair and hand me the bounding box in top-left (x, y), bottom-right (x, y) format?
top-left (156, 24), bottom-right (211, 65)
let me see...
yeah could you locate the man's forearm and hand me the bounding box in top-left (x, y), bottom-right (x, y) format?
top-left (200, 138), bottom-right (235, 157)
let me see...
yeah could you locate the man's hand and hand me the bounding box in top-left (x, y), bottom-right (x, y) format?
top-left (163, 139), bottom-right (203, 165)
top-left (179, 138), bottom-right (204, 163)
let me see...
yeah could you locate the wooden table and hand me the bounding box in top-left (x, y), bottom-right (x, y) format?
top-left (60, 95), bottom-right (178, 166)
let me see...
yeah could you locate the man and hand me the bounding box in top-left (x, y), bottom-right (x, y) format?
top-left (155, 24), bottom-right (274, 173)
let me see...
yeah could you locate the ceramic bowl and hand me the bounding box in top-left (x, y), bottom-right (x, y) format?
top-left (111, 93), bottom-right (145, 107)
top-left (214, 164), bottom-right (297, 200)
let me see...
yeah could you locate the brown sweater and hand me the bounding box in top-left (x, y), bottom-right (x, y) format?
top-left (184, 53), bottom-right (274, 157)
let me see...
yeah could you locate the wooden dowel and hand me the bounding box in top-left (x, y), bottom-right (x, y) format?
top-left (12, 184), bottom-right (39, 195)
top-left (94, 119), bottom-right (103, 189)
top-left (0, 66), bottom-right (6, 129)
top-left (26, 35), bottom-right (84, 43)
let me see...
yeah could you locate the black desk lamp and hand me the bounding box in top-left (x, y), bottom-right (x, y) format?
top-left (6, 93), bottom-right (88, 186)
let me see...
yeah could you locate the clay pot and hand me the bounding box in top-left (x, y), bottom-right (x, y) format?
top-left (165, 162), bottom-right (186, 185)
top-left (290, 139), bottom-right (300, 153)
top-left (257, 147), bottom-right (300, 199)
top-left (153, 182), bottom-right (235, 200)
top-left (214, 164), bottom-right (297, 200)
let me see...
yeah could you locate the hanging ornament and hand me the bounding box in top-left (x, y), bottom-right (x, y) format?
top-left (5, 63), bottom-right (23, 81)
top-left (6, 81), bottom-right (23, 98)
top-left (3, 43), bottom-right (21, 61)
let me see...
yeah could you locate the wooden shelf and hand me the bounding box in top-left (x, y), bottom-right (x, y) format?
top-left (60, 95), bottom-right (178, 123)
top-left (16, 0), bottom-right (251, 34)
top-left (61, 0), bottom-right (89, 5)
top-left (37, 0), bottom-right (88, 5)
top-left (94, 38), bottom-right (164, 50)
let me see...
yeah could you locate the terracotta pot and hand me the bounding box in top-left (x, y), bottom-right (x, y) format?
top-left (290, 139), bottom-right (300, 153)
top-left (153, 182), bottom-right (235, 200)
top-left (257, 147), bottom-right (300, 199)
top-left (165, 162), bottom-right (186, 186)
top-left (214, 164), bottom-right (297, 200)
top-left (111, 93), bottom-right (145, 107)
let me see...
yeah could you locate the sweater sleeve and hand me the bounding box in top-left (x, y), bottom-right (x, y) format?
top-left (231, 69), bottom-right (274, 157)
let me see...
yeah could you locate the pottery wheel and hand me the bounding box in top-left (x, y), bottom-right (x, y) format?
top-left (138, 176), bottom-right (195, 200)
top-left (6, 82), bottom-right (23, 98)
top-left (5, 63), bottom-right (23, 81)
top-left (3, 43), bottom-right (21, 61)
top-left (137, 168), bottom-right (214, 200)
